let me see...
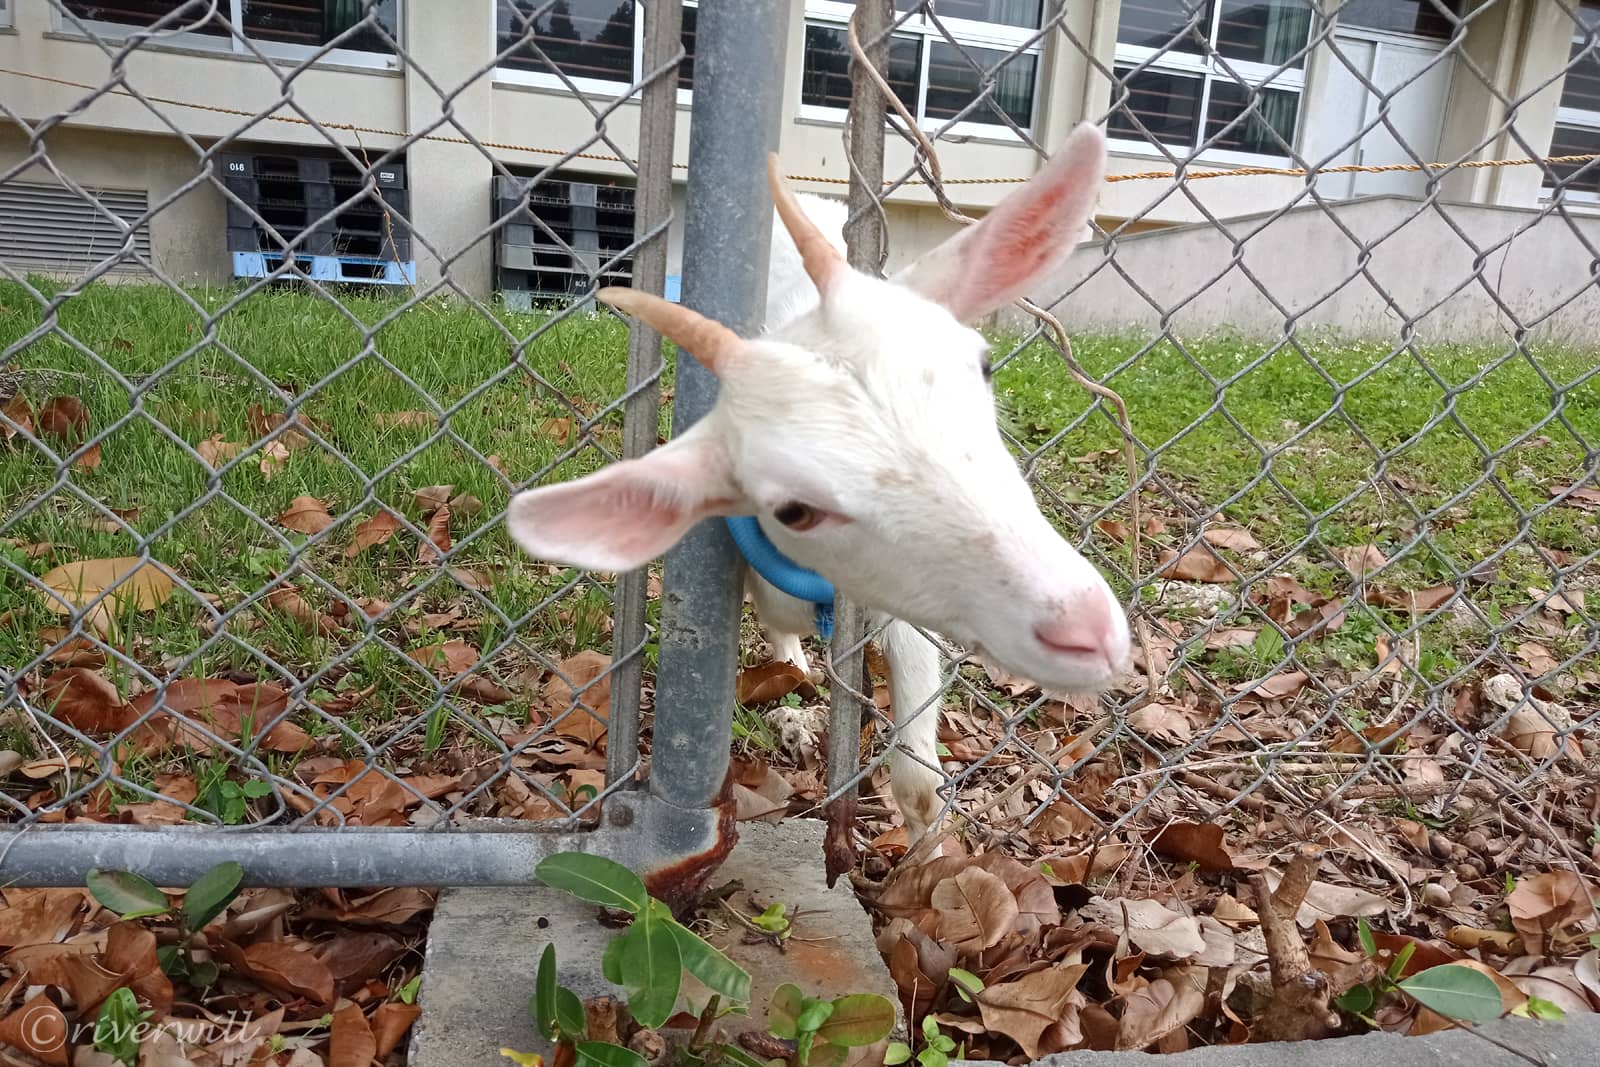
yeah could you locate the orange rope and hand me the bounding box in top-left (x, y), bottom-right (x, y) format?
top-left (5, 65), bottom-right (1596, 188)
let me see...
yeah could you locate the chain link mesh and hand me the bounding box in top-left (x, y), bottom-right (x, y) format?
top-left (0, 0), bottom-right (1595, 881)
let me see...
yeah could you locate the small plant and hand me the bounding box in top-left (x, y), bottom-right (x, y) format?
top-left (192, 759), bottom-right (273, 825)
top-left (1333, 918), bottom-right (1552, 1026)
top-left (86, 860), bottom-right (244, 986)
top-left (94, 987), bottom-right (150, 1067)
top-left (509, 853), bottom-right (896, 1067)
top-left (884, 1015), bottom-right (960, 1067)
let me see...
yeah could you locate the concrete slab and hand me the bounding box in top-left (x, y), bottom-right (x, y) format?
top-left (408, 818), bottom-right (899, 1065)
top-left (955, 1013), bottom-right (1600, 1066)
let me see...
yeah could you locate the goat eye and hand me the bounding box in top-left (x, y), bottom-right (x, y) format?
top-left (774, 501), bottom-right (822, 530)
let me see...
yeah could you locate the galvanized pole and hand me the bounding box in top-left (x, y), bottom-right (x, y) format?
top-left (648, 0), bottom-right (787, 816)
top-left (823, 0), bottom-right (892, 885)
top-left (607, 0), bottom-right (683, 789)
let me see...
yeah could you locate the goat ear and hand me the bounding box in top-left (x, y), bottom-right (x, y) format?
top-left (894, 122), bottom-right (1106, 324)
top-left (507, 425), bottom-right (743, 572)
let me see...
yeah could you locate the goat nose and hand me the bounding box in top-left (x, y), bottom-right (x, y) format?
top-left (1033, 591), bottom-right (1121, 667)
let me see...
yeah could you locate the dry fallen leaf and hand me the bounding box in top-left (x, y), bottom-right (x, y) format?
top-left (277, 495), bottom-right (335, 535)
top-left (217, 937), bottom-right (335, 1004)
top-left (1333, 544), bottom-right (1387, 578)
top-left (196, 434), bottom-right (245, 467)
top-left (37, 396), bottom-right (89, 443)
top-left (0, 993), bottom-right (69, 1066)
top-left (345, 510), bottom-right (403, 557)
top-left (1149, 821), bottom-right (1236, 873)
top-left (376, 410), bottom-right (434, 430)
top-left (931, 867), bottom-right (1019, 953)
top-left (1116, 965), bottom-right (1206, 1050)
top-left (1507, 870), bottom-right (1590, 955)
top-left (1202, 526), bottom-right (1260, 552)
top-left (413, 483), bottom-right (454, 515)
top-left (39, 668), bottom-right (132, 734)
top-left (975, 963), bottom-right (1088, 1059)
top-left (1551, 484), bottom-right (1600, 510)
top-left (543, 650), bottom-right (613, 745)
top-left (1158, 546), bottom-right (1235, 584)
top-left (1081, 897), bottom-right (1205, 958)
top-left (37, 556), bottom-right (174, 616)
top-left (371, 1001), bottom-right (422, 1058)
top-left (419, 503), bottom-right (452, 563)
top-left (736, 661), bottom-right (809, 705)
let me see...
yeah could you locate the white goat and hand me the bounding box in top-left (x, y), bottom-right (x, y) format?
top-left (508, 122), bottom-right (1130, 840)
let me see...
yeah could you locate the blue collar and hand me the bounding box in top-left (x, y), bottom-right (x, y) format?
top-left (724, 516), bottom-right (835, 639)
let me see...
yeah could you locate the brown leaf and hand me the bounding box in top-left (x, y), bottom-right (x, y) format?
top-left (376, 410), bottom-right (434, 430)
top-left (74, 441), bottom-right (103, 470)
top-left (1158, 546), bottom-right (1235, 584)
top-left (37, 556), bottom-right (173, 615)
top-left (0, 993), bottom-right (69, 1066)
top-left (736, 661), bottom-right (808, 706)
top-left (1333, 544), bottom-right (1388, 577)
top-left (932, 867), bottom-right (1019, 953)
top-left (1, 393), bottom-right (34, 440)
top-left (1516, 641), bottom-right (1559, 677)
top-left (0, 888), bottom-right (85, 949)
top-left (304, 887), bottom-right (436, 927)
top-left (1095, 519), bottom-right (1130, 543)
top-left (1202, 526), bottom-right (1260, 552)
top-left (540, 417), bottom-right (574, 443)
top-left (345, 509), bottom-right (402, 557)
top-left (731, 756), bottom-right (794, 822)
top-left (975, 963), bottom-right (1088, 1059)
top-left (312, 931), bottom-right (407, 994)
top-left (1149, 821), bottom-right (1235, 873)
top-left (371, 1001), bottom-right (422, 1058)
top-left (1309, 921), bottom-right (1379, 994)
top-left (1081, 897), bottom-right (1205, 958)
top-left (220, 937), bottom-right (336, 1004)
top-left (543, 650), bottom-right (613, 745)
top-left (130, 679), bottom-right (310, 755)
top-left (37, 396), bottom-right (89, 444)
top-left (329, 1001), bottom-right (377, 1067)
top-left (1128, 703), bottom-right (1193, 744)
top-left (1508, 871), bottom-right (1590, 955)
top-left (1251, 670), bottom-right (1310, 700)
top-left (1552, 484), bottom-right (1600, 510)
top-left (196, 434), bottom-right (245, 467)
top-left (412, 484), bottom-right (454, 514)
top-left (407, 640), bottom-right (480, 679)
top-left (40, 668), bottom-right (132, 734)
top-left (265, 587), bottom-right (343, 637)
top-left (277, 495), bottom-right (335, 535)
top-left (1115, 965), bottom-right (1206, 1050)
top-left (448, 491), bottom-right (484, 518)
top-left (419, 503), bottom-right (452, 563)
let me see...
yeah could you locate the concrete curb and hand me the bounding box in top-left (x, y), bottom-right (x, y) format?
top-left (956, 1012), bottom-right (1597, 1065)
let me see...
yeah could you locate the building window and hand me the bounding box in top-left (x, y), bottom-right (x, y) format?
top-left (0, 0), bottom-right (11, 29)
top-left (799, 1), bottom-right (1044, 135)
top-left (496, 1), bottom-right (697, 94)
top-left (1549, 1), bottom-right (1600, 200)
top-left (1333, 0), bottom-right (1461, 40)
top-left (59, 1), bottom-right (399, 58)
top-left (1110, 1), bottom-right (1313, 159)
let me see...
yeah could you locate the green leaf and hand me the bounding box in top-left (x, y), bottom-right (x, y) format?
top-left (1397, 964), bottom-right (1504, 1023)
top-left (815, 994), bottom-right (895, 1047)
top-left (190, 960), bottom-right (220, 989)
top-left (1388, 941), bottom-right (1417, 981)
top-left (1505, 872), bottom-right (1516, 896)
top-left (1336, 983), bottom-right (1376, 1015)
top-left (555, 984), bottom-right (588, 1040)
top-left (716, 1047), bottom-right (779, 1067)
top-left (94, 987), bottom-right (147, 1067)
top-left (1515, 996), bottom-right (1566, 1021)
top-left (535, 853), bottom-right (648, 914)
top-left (618, 902), bottom-right (682, 1030)
top-left (884, 1043), bottom-right (912, 1066)
top-left (397, 975), bottom-right (422, 1005)
top-left (532, 944), bottom-right (559, 1041)
top-left (806, 1044), bottom-right (847, 1067)
top-left (948, 967), bottom-right (984, 1002)
top-left (920, 1015), bottom-right (941, 1043)
top-left (155, 943), bottom-right (186, 978)
top-left (768, 982), bottom-right (804, 1039)
top-left (601, 934), bottom-right (625, 987)
top-left (796, 998), bottom-right (835, 1035)
top-left (182, 860), bottom-right (244, 932)
top-left (1356, 917), bottom-right (1377, 958)
top-left (918, 1050), bottom-right (948, 1067)
top-left (243, 779), bottom-right (273, 798)
top-left (573, 1041), bottom-right (649, 1067)
top-left (665, 917), bottom-right (751, 1005)
top-left (86, 869), bottom-right (171, 919)
top-left (752, 902), bottom-right (790, 933)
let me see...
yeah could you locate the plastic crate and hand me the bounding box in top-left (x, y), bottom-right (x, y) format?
top-left (232, 252), bottom-right (416, 286)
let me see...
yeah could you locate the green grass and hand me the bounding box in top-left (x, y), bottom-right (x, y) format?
top-left (1, 279), bottom-right (1596, 771)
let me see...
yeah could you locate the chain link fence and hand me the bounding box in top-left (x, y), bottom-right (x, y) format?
top-left (0, 0), bottom-right (1596, 892)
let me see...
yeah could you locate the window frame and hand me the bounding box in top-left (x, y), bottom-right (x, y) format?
top-left (53, 0), bottom-right (403, 70)
top-left (798, 0), bottom-right (1047, 142)
top-left (491, 1), bottom-right (697, 106)
top-left (1545, 5), bottom-right (1600, 205)
top-left (0, 0), bottom-right (12, 30)
top-left (1109, 1), bottom-right (1311, 167)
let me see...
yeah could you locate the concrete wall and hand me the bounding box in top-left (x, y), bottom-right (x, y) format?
top-left (1013, 195), bottom-right (1600, 343)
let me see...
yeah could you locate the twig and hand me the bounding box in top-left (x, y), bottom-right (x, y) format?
top-left (1249, 844), bottom-right (1338, 1042)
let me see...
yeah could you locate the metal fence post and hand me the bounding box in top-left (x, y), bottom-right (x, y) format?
top-left (823, 0), bottom-right (893, 883)
top-left (607, 0), bottom-right (683, 790)
top-left (647, 0), bottom-right (788, 817)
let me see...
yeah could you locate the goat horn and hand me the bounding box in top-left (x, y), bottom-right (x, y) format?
top-left (595, 287), bottom-right (743, 376)
top-left (767, 152), bottom-right (846, 294)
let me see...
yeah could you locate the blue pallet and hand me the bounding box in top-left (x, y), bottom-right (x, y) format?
top-left (232, 252), bottom-right (416, 285)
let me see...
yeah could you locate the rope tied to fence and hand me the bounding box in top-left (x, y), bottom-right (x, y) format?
top-left (5, 64), bottom-right (1598, 190)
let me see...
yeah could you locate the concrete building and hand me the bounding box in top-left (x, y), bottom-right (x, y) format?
top-left (2, 0), bottom-right (1598, 335)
